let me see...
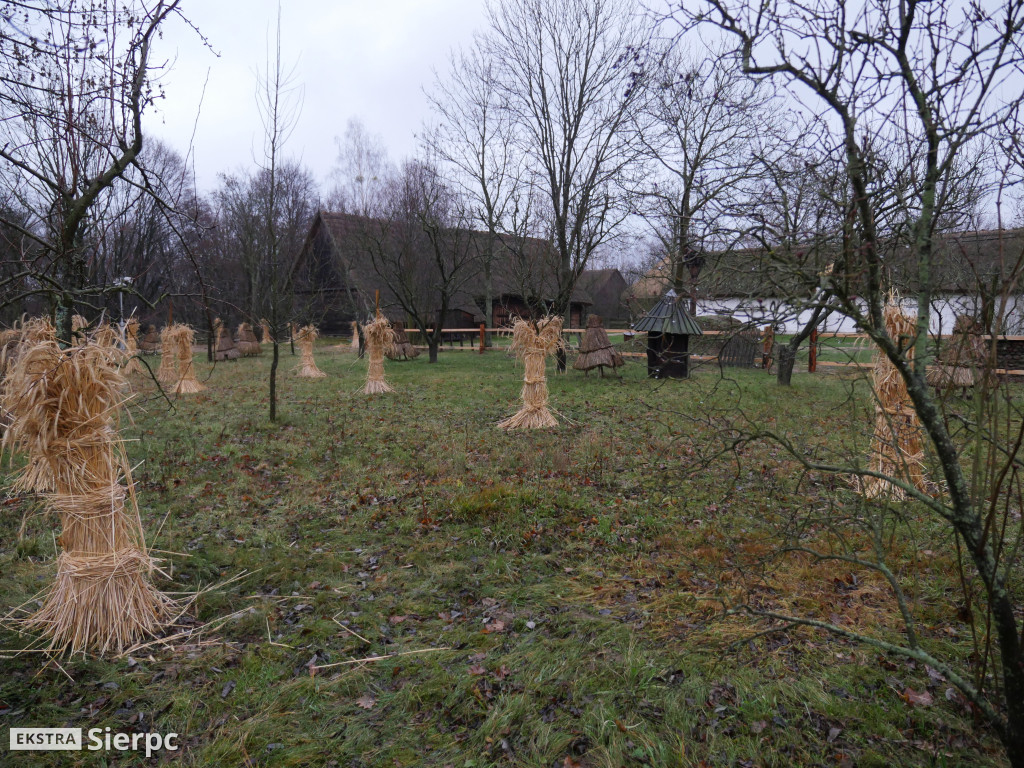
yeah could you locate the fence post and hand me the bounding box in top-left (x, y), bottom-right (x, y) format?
top-left (479, 323), bottom-right (486, 354)
top-left (809, 326), bottom-right (818, 373)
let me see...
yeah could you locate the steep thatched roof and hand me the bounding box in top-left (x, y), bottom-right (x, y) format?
top-left (633, 290), bottom-right (704, 335)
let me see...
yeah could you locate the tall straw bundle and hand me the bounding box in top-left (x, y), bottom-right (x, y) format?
top-left (1, 339), bottom-right (173, 654)
top-left (155, 326), bottom-right (177, 383)
top-left (138, 324), bottom-right (160, 353)
top-left (863, 302), bottom-right (929, 500)
top-left (386, 321), bottom-right (420, 360)
top-left (170, 325), bottom-right (205, 394)
top-left (236, 322), bottom-right (261, 357)
top-left (498, 316), bottom-right (564, 430)
top-left (294, 324), bottom-right (327, 378)
top-left (351, 320), bottom-right (360, 351)
top-left (362, 315), bottom-right (395, 394)
top-left (213, 318), bottom-right (239, 361)
top-left (121, 319), bottom-right (144, 375)
top-left (71, 314), bottom-right (88, 347)
top-left (260, 318), bottom-right (272, 346)
top-left (926, 314), bottom-right (987, 391)
top-left (572, 315), bottom-right (622, 376)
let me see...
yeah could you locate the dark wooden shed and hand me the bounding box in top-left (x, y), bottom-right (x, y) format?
top-left (633, 289), bottom-right (703, 378)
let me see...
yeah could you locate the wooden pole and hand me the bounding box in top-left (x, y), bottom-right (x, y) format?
top-left (809, 326), bottom-right (818, 373)
top-left (479, 323), bottom-right (486, 354)
top-left (375, 289), bottom-right (380, 318)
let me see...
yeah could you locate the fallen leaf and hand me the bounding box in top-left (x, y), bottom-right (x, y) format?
top-left (468, 664), bottom-right (487, 676)
top-left (902, 688), bottom-right (933, 707)
top-left (483, 620), bottom-right (505, 634)
top-left (356, 695), bottom-right (376, 710)
top-left (827, 726), bottom-right (842, 743)
top-left (389, 615), bottom-right (407, 625)
top-left (749, 720), bottom-right (767, 734)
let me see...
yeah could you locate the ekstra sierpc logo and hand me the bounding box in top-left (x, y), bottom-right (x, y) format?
top-left (9, 727), bottom-right (179, 757)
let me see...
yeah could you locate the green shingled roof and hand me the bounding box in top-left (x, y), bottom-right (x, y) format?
top-left (632, 290), bottom-right (703, 335)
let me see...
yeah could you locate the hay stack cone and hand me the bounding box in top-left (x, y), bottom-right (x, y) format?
top-left (138, 324), bottom-right (159, 353)
top-left (351, 321), bottom-right (360, 351)
top-left (236, 322), bottom-right (261, 357)
top-left (71, 314), bottom-right (88, 347)
top-left (170, 325), bottom-right (205, 394)
top-left (573, 315), bottom-right (623, 376)
top-left (294, 325), bottom-right (327, 378)
top-left (863, 301), bottom-right (929, 500)
top-left (498, 316), bottom-right (563, 430)
top-left (122, 319), bottom-right (144, 375)
top-left (386, 321), bottom-right (420, 360)
top-left (2, 338), bottom-right (173, 655)
top-left (362, 315), bottom-right (395, 394)
top-left (260, 319), bottom-right (272, 346)
top-left (926, 314), bottom-right (986, 391)
top-left (214, 318), bottom-right (240, 361)
top-left (155, 326), bottom-right (177, 383)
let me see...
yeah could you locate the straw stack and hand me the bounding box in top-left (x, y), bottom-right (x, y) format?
top-left (214, 318), bottom-right (240, 361)
top-left (926, 314), bottom-right (986, 391)
top-left (260, 319), bottom-right (272, 346)
top-left (863, 302), bottom-right (929, 500)
top-left (362, 315), bottom-right (396, 394)
top-left (170, 325), bottom-right (205, 394)
top-left (236, 322), bottom-right (261, 357)
top-left (386, 321), bottom-right (420, 360)
top-left (138, 324), bottom-right (160, 353)
top-left (1, 338), bottom-right (173, 655)
top-left (334, 320), bottom-right (360, 352)
top-left (71, 314), bottom-right (88, 347)
top-left (294, 324), bottom-right (327, 378)
top-left (572, 315), bottom-right (622, 376)
top-left (155, 326), bottom-right (177, 383)
top-left (498, 316), bottom-right (564, 430)
top-left (122, 319), bottom-right (144, 375)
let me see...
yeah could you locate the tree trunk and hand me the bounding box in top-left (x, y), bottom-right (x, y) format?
top-left (484, 262), bottom-right (493, 347)
top-left (556, 347), bottom-right (567, 373)
top-left (269, 339), bottom-right (279, 422)
top-left (429, 340), bottom-right (439, 363)
top-left (777, 346), bottom-right (796, 386)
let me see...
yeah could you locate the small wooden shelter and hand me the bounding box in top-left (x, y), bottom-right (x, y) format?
top-left (139, 324), bottom-right (160, 353)
top-left (236, 322), bottom-right (261, 357)
top-left (214, 318), bottom-right (239, 361)
top-left (633, 289), bottom-right (703, 379)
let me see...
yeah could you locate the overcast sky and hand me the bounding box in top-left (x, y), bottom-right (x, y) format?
top-left (147, 1), bottom-right (487, 195)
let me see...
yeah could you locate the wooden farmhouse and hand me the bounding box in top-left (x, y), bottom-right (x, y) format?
top-left (295, 211), bottom-right (615, 334)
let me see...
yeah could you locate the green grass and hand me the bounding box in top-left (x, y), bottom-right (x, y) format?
top-left (0, 345), bottom-right (1013, 767)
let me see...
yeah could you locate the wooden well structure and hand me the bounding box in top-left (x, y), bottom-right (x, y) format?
top-left (634, 289), bottom-right (703, 379)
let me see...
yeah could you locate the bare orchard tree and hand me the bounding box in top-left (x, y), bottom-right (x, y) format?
top-left (635, 45), bottom-right (775, 315)
top-left (427, 34), bottom-right (528, 340)
top-left (0, 0), bottom-right (184, 341)
top-left (482, 0), bottom-right (646, 367)
top-left (682, 0), bottom-right (1024, 763)
top-left (350, 158), bottom-right (481, 364)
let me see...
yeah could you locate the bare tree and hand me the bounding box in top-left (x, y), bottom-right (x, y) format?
top-left (680, 0), bottom-right (1024, 763)
top-left (482, 0), bottom-right (646, 366)
top-left (328, 118), bottom-right (390, 216)
top-left (0, 0), bottom-right (185, 341)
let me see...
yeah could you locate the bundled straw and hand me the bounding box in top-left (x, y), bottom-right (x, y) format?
top-left (236, 322), bottom-right (261, 357)
top-left (926, 314), bottom-right (987, 391)
top-left (294, 324), bottom-right (327, 378)
top-left (351, 320), bottom-right (360, 351)
top-left (386, 321), bottom-right (420, 360)
top-left (572, 315), bottom-right (622, 376)
top-left (155, 326), bottom-right (177, 384)
top-left (214, 318), bottom-right (239, 361)
top-left (862, 301), bottom-right (929, 500)
top-left (138, 324), bottom-right (160, 353)
top-left (260, 318), bottom-right (272, 346)
top-left (71, 314), bottom-right (88, 347)
top-left (121, 319), bottom-right (144, 375)
top-left (362, 315), bottom-right (396, 394)
top-left (498, 316), bottom-right (564, 430)
top-left (1, 339), bottom-right (173, 655)
top-left (170, 325), bottom-right (205, 394)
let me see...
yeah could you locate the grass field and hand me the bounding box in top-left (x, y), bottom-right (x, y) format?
top-left (0, 344), bottom-right (1013, 767)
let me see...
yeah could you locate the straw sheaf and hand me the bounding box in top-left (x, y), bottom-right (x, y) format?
top-left (498, 316), bottom-right (563, 430)
top-left (1, 338), bottom-right (173, 654)
top-left (260, 319), bottom-right (272, 345)
top-left (121, 318), bottom-right (144, 375)
top-left (294, 324), bottom-right (327, 378)
top-left (169, 324), bottom-right (206, 394)
top-left (862, 302), bottom-right (929, 500)
top-left (214, 319), bottom-right (240, 361)
top-left (573, 317), bottom-right (624, 372)
top-left (363, 316), bottom-right (396, 394)
top-left (156, 326), bottom-right (177, 383)
top-left (236, 322), bottom-right (261, 357)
